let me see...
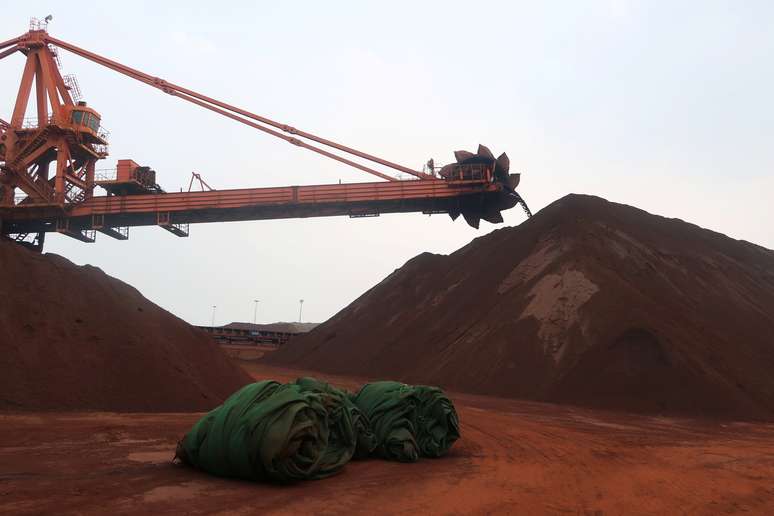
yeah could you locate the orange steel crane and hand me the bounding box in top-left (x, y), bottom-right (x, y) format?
top-left (0, 20), bottom-right (531, 251)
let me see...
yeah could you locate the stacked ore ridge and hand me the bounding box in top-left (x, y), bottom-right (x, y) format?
top-left (270, 194), bottom-right (774, 419)
top-left (0, 242), bottom-right (250, 411)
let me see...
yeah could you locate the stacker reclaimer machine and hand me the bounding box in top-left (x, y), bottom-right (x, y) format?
top-left (0, 19), bottom-right (531, 251)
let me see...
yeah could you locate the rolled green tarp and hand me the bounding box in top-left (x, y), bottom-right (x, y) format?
top-left (352, 381), bottom-right (460, 462)
top-left (176, 379), bottom-right (361, 482)
top-left (412, 385), bottom-right (461, 458)
top-left (293, 377), bottom-right (377, 459)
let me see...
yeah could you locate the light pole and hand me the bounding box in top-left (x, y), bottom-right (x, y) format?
top-left (253, 299), bottom-right (259, 324)
top-left (211, 305), bottom-right (217, 327)
top-left (298, 299), bottom-right (304, 323)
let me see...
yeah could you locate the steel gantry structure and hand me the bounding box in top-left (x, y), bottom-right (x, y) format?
top-left (0, 20), bottom-right (531, 251)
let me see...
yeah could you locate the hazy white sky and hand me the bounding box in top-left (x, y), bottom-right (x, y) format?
top-left (2, 1), bottom-right (772, 325)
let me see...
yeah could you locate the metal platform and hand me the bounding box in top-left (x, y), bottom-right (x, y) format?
top-left (1, 177), bottom-right (511, 237)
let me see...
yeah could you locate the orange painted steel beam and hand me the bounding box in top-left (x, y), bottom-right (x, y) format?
top-left (0, 35), bottom-right (21, 50)
top-left (1, 178), bottom-right (502, 234)
top-left (73, 178), bottom-right (494, 216)
top-left (0, 45), bottom-right (19, 61)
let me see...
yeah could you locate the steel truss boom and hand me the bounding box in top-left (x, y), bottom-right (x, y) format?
top-left (4, 177), bottom-right (502, 236)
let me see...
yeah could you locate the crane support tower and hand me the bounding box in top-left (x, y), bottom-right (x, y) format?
top-left (0, 20), bottom-right (531, 251)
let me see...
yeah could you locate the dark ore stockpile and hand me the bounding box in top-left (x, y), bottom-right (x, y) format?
top-left (0, 242), bottom-right (250, 411)
top-left (270, 194), bottom-right (774, 419)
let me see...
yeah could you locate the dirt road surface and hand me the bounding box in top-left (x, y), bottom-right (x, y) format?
top-left (2, 363), bottom-right (774, 515)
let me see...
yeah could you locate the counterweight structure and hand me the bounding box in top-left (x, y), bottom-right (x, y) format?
top-left (0, 21), bottom-right (531, 251)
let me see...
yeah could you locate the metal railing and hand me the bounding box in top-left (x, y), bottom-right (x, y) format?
top-left (29, 17), bottom-right (50, 31)
top-left (21, 116), bottom-right (54, 129)
top-left (49, 44), bottom-right (62, 68)
top-left (19, 116), bottom-right (110, 142)
top-left (440, 163), bottom-right (492, 182)
top-left (91, 143), bottom-right (109, 156)
top-left (112, 226), bottom-right (129, 239)
top-left (63, 74), bottom-right (82, 101)
top-left (171, 223), bottom-right (190, 235)
top-left (95, 168), bottom-right (117, 181)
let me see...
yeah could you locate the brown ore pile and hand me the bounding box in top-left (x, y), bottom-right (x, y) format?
top-left (270, 194), bottom-right (774, 419)
top-left (0, 242), bottom-right (250, 411)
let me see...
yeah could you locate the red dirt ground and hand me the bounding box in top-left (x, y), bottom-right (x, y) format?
top-left (2, 362), bottom-right (774, 515)
top-left (220, 343), bottom-right (277, 360)
top-left (0, 241), bottom-right (251, 411)
top-left (270, 195), bottom-right (774, 419)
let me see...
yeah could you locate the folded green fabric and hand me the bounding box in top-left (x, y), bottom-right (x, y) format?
top-left (177, 380), bottom-right (338, 482)
top-left (352, 381), bottom-right (459, 462)
top-left (177, 378), bottom-right (459, 482)
top-left (412, 385), bottom-right (460, 458)
top-left (292, 377), bottom-right (377, 460)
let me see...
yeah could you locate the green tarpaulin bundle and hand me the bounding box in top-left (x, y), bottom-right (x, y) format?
top-left (176, 378), bottom-right (375, 482)
top-left (176, 377), bottom-right (459, 482)
top-left (294, 377), bottom-right (377, 460)
top-left (351, 381), bottom-right (460, 462)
